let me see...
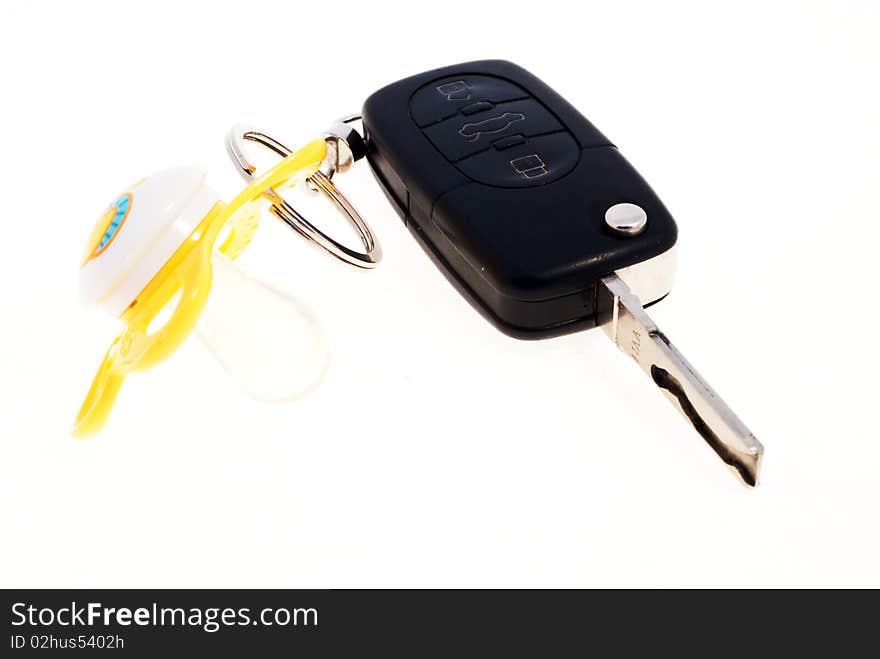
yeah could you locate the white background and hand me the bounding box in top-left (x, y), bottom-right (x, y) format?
top-left (1, 0), bottom-right (878, 588)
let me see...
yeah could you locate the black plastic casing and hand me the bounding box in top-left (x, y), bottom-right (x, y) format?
top-left (363, 60), bottom-right (677, 339)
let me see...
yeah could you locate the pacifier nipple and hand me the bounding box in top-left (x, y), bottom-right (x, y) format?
top-left (196, 252), bottom-right (329, 401)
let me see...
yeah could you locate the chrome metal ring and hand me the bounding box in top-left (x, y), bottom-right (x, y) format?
top-left (226, 124), bottom-right (381, 269)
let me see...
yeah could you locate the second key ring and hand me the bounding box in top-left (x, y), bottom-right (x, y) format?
top-left (227, 122), bottom-right (382, 269)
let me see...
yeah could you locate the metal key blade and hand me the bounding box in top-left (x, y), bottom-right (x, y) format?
top-left (598, 274), bottom-right (764, 486)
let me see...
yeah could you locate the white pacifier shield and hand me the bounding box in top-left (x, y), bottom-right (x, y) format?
top-left (80, 166), bottom-right (220, 316)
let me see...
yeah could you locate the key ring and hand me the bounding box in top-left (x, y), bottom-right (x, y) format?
top-left (227, 121), bottom-right (381, 269)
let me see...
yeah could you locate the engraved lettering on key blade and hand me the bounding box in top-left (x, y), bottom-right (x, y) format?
top-left (598, 273), bottom-right (764, 487)
top-left (459, 112), bottom-right (525, 142)
top-left (510, 154), bottom-right (548, 178)
top-left (630, 328), bottom-right (641, 362)
top-left (437, 80), bottom-right (471, 102)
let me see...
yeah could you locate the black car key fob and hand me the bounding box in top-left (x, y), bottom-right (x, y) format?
top-left (361, 60), bottom-right (763, 486)
top-left (362, 59), bottom-right (677, 339)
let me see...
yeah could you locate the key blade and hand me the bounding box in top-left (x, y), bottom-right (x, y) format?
top-left (598, 274), bottom-right (764, 487)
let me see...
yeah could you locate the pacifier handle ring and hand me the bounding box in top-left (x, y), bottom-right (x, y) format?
top-left (226, 124), bottom-right (381, 269)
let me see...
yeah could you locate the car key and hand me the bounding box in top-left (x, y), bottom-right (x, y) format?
top-left (359, 60), bottom-right (763, 486)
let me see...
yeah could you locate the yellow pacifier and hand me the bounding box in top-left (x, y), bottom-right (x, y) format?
top-left (74, 138), bottom-right (333, 437)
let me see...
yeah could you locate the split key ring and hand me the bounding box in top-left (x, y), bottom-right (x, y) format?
top-left (226, 121), bottom-right (381, 269)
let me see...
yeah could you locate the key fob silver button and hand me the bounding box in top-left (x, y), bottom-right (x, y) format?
top-left (605, 203), bottom-right (648, 236)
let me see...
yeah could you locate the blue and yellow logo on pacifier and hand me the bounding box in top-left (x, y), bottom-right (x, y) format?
top-left (82, 193), bottom-right (132, 266)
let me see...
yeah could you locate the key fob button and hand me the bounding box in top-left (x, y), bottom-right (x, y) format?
top-left (410, 75), bottom-right (528, 127)
top-left (422, 99), bottom-right (564, 162)
top-left (455, 132), bottom-right (579, 187)
top-left (492, 135), bottom-right (527, 150)
top-left (461, 101), bottom-right (495, 115)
